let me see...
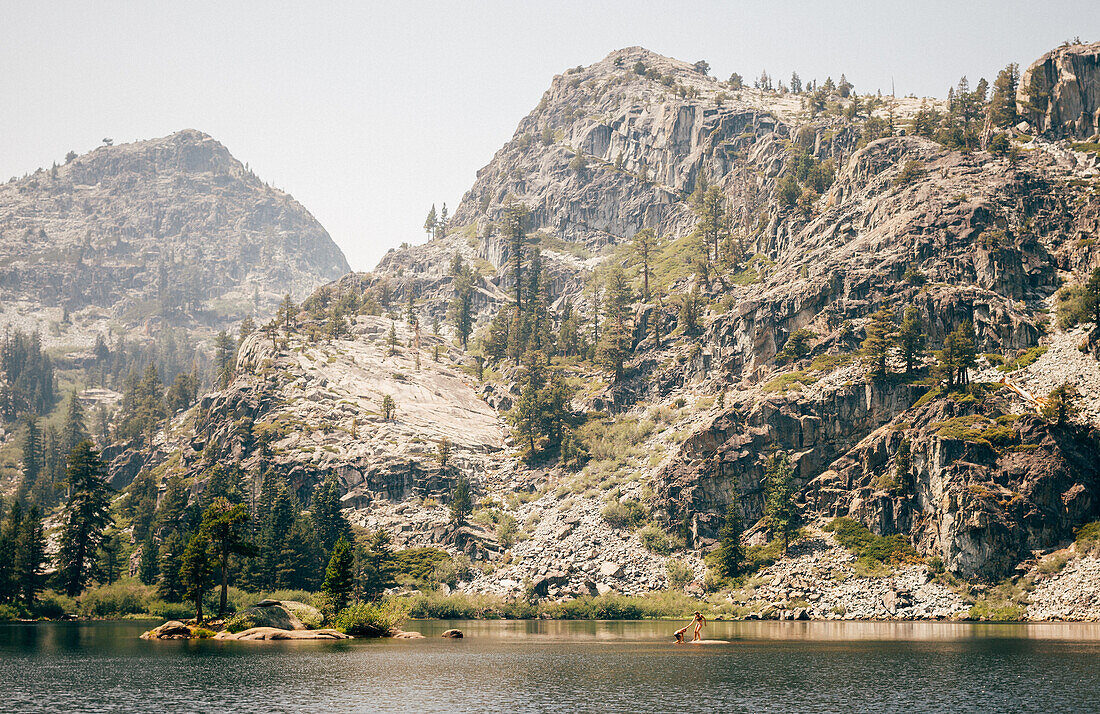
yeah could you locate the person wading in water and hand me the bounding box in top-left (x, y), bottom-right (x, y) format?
top-left (674, 611), bottom-right (707, 643)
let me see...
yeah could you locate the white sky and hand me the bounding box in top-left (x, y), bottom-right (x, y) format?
top-left (2, 1), bottom-right (1096, 271)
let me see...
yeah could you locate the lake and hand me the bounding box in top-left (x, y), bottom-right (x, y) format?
top-left (4, 619), bottom-right (1100, 712)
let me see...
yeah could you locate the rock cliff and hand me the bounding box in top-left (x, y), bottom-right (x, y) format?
top-left (120, 43), bottom-right (1100, 616)
top-left (1018, 40), bottom-right (1100, 140)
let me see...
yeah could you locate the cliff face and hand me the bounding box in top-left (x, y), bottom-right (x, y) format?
top-left (0, 129), bottom-right (349, 335)
top-left (122, 44), bottom-right (1100, 604)
top-left (1018, 40), bottom-right (1100, 139)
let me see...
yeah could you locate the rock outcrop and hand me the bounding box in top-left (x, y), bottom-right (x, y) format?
top-left (1018, 40), bottom-right (1100, 139)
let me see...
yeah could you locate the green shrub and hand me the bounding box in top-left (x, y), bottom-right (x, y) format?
top-left (35, 590), bottom-right (76, 619)
top-left (998, 346), bottom-right (1047, 373)
top-left (602, 499), bottom-right (648, 529)
top-left (333, 601), bottom-right (406, 637)
top-left (967, 602), bottom-right (1026, 622)
top-left (0, 604), bottom-right (23, 621)
top-left (225, 612), bottom-right (258, 633)
top-left (1056, 285), bottom-right (1091, 329)
top-left (825, 517), bottom-right (921, 566)
top-left (400, 591), bottom-right (535, 620)
top-left (666, 560), bottom-right (694, 588)
top-left (638, 524), bottom-right (673, 554)
top-left (394, 548), bottom-right (453, 585)
top-left (1037, 552), bottom-right (1071, 574)
top-left (78, 581), bottom-right (156, 618)
top-left (1076, 521), bottom-right (1100, 555)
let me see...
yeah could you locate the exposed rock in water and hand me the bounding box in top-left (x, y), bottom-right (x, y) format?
top-left (214, 627), bottom-right (351, 641)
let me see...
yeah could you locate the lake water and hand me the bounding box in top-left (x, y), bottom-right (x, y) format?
top-left (4, 619), bottom-right (1100, 712)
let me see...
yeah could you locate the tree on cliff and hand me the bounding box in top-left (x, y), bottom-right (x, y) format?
top-left (988, 63), bottom-right (1019, 128)
top-left (56, 441), bottom-right (112, 596)
top-left (632, 228), bottom-right (656, 302)
top-left (450, 475), bottom-right (472, 527)
top-left (424, 204), bottom-right (437, 237)
top-left (449, 257), bottom-right (475, 348)
top-left (935, 321), bottom-right (976, 388)
top-left (895, 306), bottom-right (927, 375)
top-left (763, 452), bottom-right (799, 554)
top-left (381, 394), bottom-right (396, 421)
top-left (1084, 266), bottom-right (1100, 327)
top-left (322, 535), bottom-right (355, 612)
top-left (1041, 383), bottom-right (1080, 426)
top-left (501, 199), bottom-right (529, 308)
top-left (862, 308), bottom-right (896, 378)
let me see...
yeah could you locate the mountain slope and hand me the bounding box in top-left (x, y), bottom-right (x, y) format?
top-left (110, 43), bottom-right (1100, 614)
top-left (0, 129), bottom-right (350, 343)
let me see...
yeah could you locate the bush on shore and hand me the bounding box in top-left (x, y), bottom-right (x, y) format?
top-left (333, 601), bottom-right (406, 637)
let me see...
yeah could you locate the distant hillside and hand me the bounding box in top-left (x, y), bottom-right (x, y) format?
top-left (0, 129), bottom-right (350, 346)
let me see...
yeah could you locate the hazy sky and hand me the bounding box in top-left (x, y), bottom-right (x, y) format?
top-left (2, 1), bottom-right (1096, 271)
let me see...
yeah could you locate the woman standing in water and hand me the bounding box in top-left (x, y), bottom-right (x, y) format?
top-left (674, 611), bottom-right (707, 643)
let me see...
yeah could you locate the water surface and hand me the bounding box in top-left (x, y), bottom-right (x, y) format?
top-left (3, 619), bottom-right (1098, 712)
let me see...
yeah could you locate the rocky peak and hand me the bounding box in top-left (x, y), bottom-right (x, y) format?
top-left (0, 130), bottom-right (350, 345)
top-left (1018, 40), bottom-right (1100, 139)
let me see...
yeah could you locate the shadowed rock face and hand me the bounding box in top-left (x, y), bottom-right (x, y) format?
top-left (0, 129), bottom-right (349, 329)
top-left (1018, 41), bottom-right (1100, 139)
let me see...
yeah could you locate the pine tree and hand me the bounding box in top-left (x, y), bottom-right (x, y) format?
top-left (423, 204), bottom-right (438, 236)
top-left (311, 474), bottom-right (350, 553)
top-left (138, 531), bottom-right (159, 586)
top-left (502, 200), bottom-right (528, 308)
top-left (179, 529), bottom-right (214, 622)
top-left (358, 529), bottom-right (396, 601)
top-left (449, 259), bottom-right (475, 348)
top-left (381, 394), bottom-right (396, 421)
top-left (988, 63), bottom-right (1020, 128)
top-left (14, 505), bottom-right (47, 606)
top-left (97, 528), bottom-right (123, 585)
top-left (213, 331), bottom-right (236, 388)
top-left (1041, 383), bottom-right (1079, 426)
top-left (61, 391), bottom-right (88, 461)
top-left (716, 486), bottom-right (745, 578)
top-left (450, 475), bottom-right (472, 527)
top-left (56, 440), bottom-right (112, 596)
top-left (437, 438), bottom-right (452, 470)
top-left (16, 417), bottom-right (43, 505)
top-left (633, 229), bottom-right (656, 301)
top-left (279, 294), bottom-right (297, 334)
top-left (388, 322), bottom-right (398, 355)
top-left (895, 306), bottom-right (926, 375)
top-left (322, 535), bottom-right (355, 612)
top-left (200, 497), bottom-right (253, 617)
top-left (278, 514), bottom-right (323, 591)
top-left (862, 308), bottom-right (896, 378)
top-left (0, 500), bottom-right (21, 602)
top-left (763, 453), bottom-right (799, 554)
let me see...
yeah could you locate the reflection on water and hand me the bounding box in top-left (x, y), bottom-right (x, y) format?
top-left (4, 619), bottom-right (1100, 713)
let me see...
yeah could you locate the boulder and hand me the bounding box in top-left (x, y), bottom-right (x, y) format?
top-left (596, 583), bottom-right (615, 596)
top-left (441, 629), bottom-right (464, 638)
top-left (531, 571), bottom-right (570, 597)
top-left (392, 630), bottom-right (426, 639)
top-left (140, 621), bottom-right (192, 640)
top-left (229, 600), bottom-right (320, 631)
top-left (599, 561), bottom-right (623, 578)
top-left (215, 627), bottom-right (351, 641)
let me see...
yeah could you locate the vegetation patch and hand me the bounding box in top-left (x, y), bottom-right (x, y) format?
top-left (932, 415), bottom-right (1017, 447)
top-left (998, 346), bottom-right (1047, 373)
top-left (825, 517), bottom-right (921, 568)
top-left (1075, 520), bottom-right (1100, 555)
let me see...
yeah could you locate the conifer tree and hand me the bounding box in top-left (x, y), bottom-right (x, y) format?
top-left (213, 331), bottom-right (236, 388)
top-left (988, 63), bottom-right (1019, 128)
top-left (862, 308), bottom-right (896, 378)
top-left (322, 535), bottom-right (355, 612)
top-left (97, 528), bottom-right (123, 585)
top-left (179, 529), bottom-right (214, 622)
top-left (16, 417), bottom-right (43, 505)
top-left (1041, 383), bottom-right (1079, 426)
top-left (423, 204), bottom-right (438, 236)
top-left (895, 306), bottom-right (926, 375)
top-left (201, 497), bottom-right (253, 617)
top-left (716, 484), bottom-right (745, 578)
top-left (633, 228), bottom-right (656, 301)
top-left (763, 453), bottom-right (799, 554)
top-left (311, 474), bottom-right (350, 552)
top-left (501, 200), bottom-right (528, 308)
top-left (14, 505), bottom-right (46, 606)
top-left (56, 440), bottom-right (112, 596)
top-left (450, 475), bottom-right (472, 527)
top-left (0, 500), bottom-right (21, 602)
top-left (449, 258), bottom-right (475, 348)
top-left (358, 529), bottom-right (396, 601)
top-left (138, 531), bottom-right (159, 586)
